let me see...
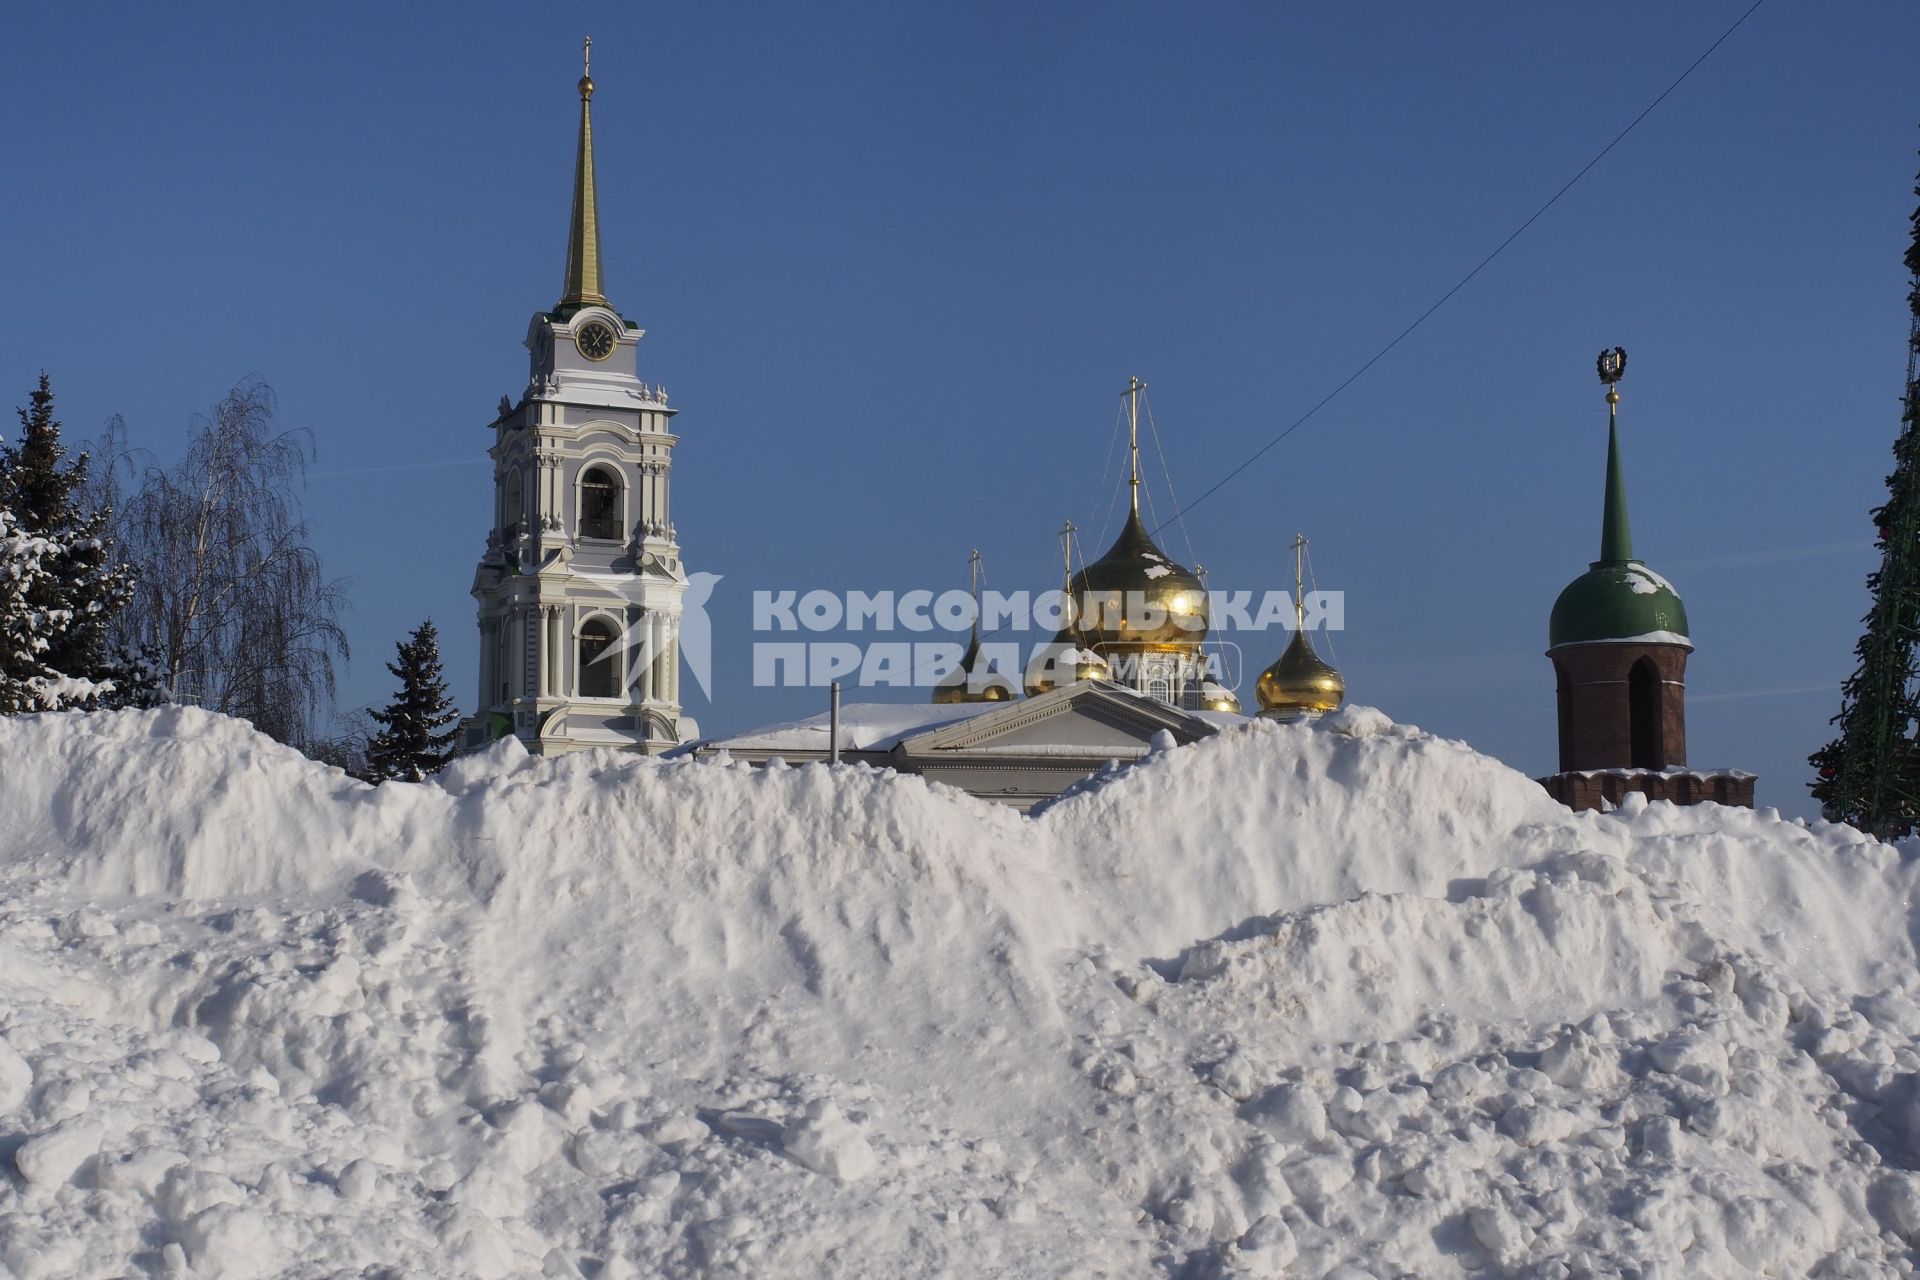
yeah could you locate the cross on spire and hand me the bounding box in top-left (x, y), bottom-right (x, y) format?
top-left (1291, 533), bottom-right (1308, 629)
top-left (1122, 376), bottom-right (1146, 516)
top-left (968, 548), bottom-right (983, 645)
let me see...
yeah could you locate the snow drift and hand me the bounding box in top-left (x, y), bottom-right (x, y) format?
top-left (0, 705), bottom-right (1917, 1277)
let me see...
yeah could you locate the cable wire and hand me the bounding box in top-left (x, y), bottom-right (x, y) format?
top-left (1145, 0), bottom-right (1767, 541)
top-left (899, 2), bottom-right (1766, 686)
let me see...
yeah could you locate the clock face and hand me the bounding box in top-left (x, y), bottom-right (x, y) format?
top-left (576, 321), bottom-right (617, 362)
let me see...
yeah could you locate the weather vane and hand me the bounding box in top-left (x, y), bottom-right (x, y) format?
top-left (1596, 346), bottom-right (1627, 412)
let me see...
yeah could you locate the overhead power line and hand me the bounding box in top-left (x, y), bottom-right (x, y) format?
top-left (1147, 0), bottom-right (1768, 540)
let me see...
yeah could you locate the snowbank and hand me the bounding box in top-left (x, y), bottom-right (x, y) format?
top-left (0, 706), bottom-right (1917, 1277)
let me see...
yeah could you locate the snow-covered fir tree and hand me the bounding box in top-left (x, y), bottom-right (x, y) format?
top-left (364, 620), bottom-right (460, 782)
top-left (0, 375), bottom-right (157, 708)
top-left (0, 505), bottom-right (86, 712)
top-left (1810, 156), bottom-right (1920, 833)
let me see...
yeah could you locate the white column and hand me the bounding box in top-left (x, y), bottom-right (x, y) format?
top-left (667, 618), bottom-right (680, 704)
top-left (637, 610), bottom-right (652, 706)
top-left (535, 607), bottom-right (548, 697)
top-left (546, 608), bottom-right (561, 696)
top-left (648, 613), bottom-right (665, 702)
top-left (633, 610), bottom-right (650, 702)
top-left (507, 607), bottom-right (520, 700)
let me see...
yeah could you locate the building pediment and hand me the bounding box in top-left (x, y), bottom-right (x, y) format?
top-left (897, 681), bottom-right (1218, 759)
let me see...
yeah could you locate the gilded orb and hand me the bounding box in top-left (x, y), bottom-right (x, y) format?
top-left (1070, 510), bottom-right (1209, 655)
top-left (1255, 628), bottom-right (1344, 719)
top-left (1023, 639), bottom-right (1111, 698)
top-left (1199, 680), bottom-right (1243, 714)
top-left (933, 636), bottom-right (1017, 703)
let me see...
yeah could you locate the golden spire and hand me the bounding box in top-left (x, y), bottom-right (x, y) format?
top-left (1255, 533), bottom-right (1345, 719)
top-left (560, 36), bottom-right (607, 310)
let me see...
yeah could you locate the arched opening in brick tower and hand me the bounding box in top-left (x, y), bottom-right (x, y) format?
top-left (1554, 660), bottom-right (1573, 770)
top-left (1629, 656), bottom-right (1664, 769)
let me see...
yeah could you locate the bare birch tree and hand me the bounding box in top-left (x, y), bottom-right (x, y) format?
top-left (92, 379), bottom-right (350, 750)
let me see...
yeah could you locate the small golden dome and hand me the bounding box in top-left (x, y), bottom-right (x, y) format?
top-left (1071, 510), bottom-right (1209, 655)
top-left (1255, 628), bottom-right (1344, 719)
top-left (579, 74), bottom-right (595, 99)
top-left (1023, 639), bottom-right (1111, 698)
top-left (933, 636), bottom-right (1016, 704)
top-left (1199, 681), bottom-right (1242, 714)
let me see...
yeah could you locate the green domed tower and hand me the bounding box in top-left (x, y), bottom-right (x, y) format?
top-left (1549, 364), bottom-right (1690, 650)
top-left (1539, 350), bottom-right (1752, 812)
top-left (1546, 350), bottom-right (1692, 779)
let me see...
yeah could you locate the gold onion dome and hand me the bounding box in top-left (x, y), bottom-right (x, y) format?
top-left (1200, 680), bottom-right (1242, 714)
top-left (936, 550), bottom-right (1018, 703)
top-left (1256, 627), bottom-right (1344, 718)
top-left (934, 635), bottom-right (1016, 703)
top-left (1071, 509), bottom-right (1210, 654)
top-left (1256, 533), bottom-right (1345, 719)
top-left (1022, 640), bottom-right (1110, 698)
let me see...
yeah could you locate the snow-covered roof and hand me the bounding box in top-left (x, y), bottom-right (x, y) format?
top-left (1557, 629), bottom-right (1693, 648)
top-left (703, 700), bottom-right (1000, 753)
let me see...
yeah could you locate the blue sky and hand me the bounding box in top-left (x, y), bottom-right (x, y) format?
top-left (3, 2), bottom-right (1915, 816)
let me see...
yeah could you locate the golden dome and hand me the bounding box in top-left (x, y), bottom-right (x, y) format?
top-left (1022, 638), bottom-right (1111, 698)
top-left (1199, 681), bottom-right (1242, 714)
top-left (933, 635), bottom-right (1016, 704)
top-left (1255, 628), bottom-right (1344, 719)
top-left (1071, 510), bottom-right (1209, 655)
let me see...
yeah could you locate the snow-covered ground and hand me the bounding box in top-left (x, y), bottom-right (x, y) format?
top-left (1, 705), bottom-right (1917, 1277)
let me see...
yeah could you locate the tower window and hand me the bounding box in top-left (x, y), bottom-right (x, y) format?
top-left (1629, 656), bottom-right (1663, 769)
top-left (496, 619), bottom-right (510, 705)
top-left (503, 469), bottom-right (523, 541)
top-left (578, 618), bottom-right (620, 698)
top-left (579, 466), bottom-right (623, 540)
top-left (1555, 660), bottom-right (1573, 772)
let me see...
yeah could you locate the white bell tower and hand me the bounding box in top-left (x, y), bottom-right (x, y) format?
top-left (462, 42), bottom-right (697, 756)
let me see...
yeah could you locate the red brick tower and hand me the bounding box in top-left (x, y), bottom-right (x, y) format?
top-left (1537, 350), bottom-right (1754, 812)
